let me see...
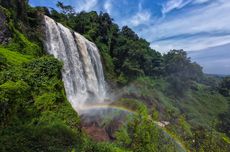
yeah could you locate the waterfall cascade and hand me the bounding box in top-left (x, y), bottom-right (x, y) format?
top-left (43, 16), bottom-right (187, 151)
top-left (43, 15), bottom-right (107, 113)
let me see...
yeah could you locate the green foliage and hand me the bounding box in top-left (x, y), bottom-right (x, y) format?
top-left (218, 106), bottom-right (230, 137)
top-left (0, 53), bottom-right (7, 69)
top-left (0, 121), bottom-right (81, 152)
top-left (111, 31), bottom-right (162, 80)
top-left (7, 29), bottom-right (41, 56)
top-left (192, 126), bottom-right (230, 152)
top-left (116, 105), bottom-right (178, 152)
top-left (183, 90), bottom-right (228, 127)
top-left (35, 93), bottom-right (60, 111)
top-left (0, 34), bottom-right (131, 152)
top-left (0, 80), bottom-right (30, 127)
top-left (117, 72), bottom-right (128, 85)
top-left (0, 0), bottom-right (28, 21)
top-left (0, 2), bottom-right (43, 56)
top-left (0, 5), bottom-right (11, 18)
top-left (112, 98), bottom-right (143, 112)
top-left (56, 1), bottom-right (75, 15)
top-left (0, 47), bottom-right (83, 151)
top-left (87, 142), bottom-right (129, 152)
top-left (23, 56), bottom-right (62, 78)
top-left (119, 76), bottom-right (229, 151)
top-left (178, 115), bottom-right (192, 137)
top-left (121, 77), bottom-right (178, 115)
top-left (219, 77), bottom-right (230, 96)
top-left (0, 47), bottom-right (32, 65)
top-left (1, 2), bottom-right (230, 152)
top-left (164, 50), bottom-right (203, 96)
top-left (164, 50), bottom-right (203, 79)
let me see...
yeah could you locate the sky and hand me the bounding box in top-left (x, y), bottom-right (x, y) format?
top-left (29, 0), bottom-right (230, 75)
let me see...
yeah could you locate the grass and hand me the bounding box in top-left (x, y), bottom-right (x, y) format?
top-left (121, 76), bottom-right (229, 129)
top-left (180, 89), bottom-right (228, 127)
top-left (119, 76), bottom-right (230, 151)
top-left (122, 77), bottom-right (180, 118)
top-left (0, 47), bottom-right (32, 65)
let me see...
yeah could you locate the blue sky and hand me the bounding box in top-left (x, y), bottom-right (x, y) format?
top-left (29, 0), bottom-right (230, 74)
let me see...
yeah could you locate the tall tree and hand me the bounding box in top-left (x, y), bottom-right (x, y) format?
top-left (56, 1), bottom-right (75, 15)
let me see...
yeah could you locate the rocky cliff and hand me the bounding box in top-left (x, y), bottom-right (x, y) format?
top-left (0, 7), bottom-right (11, 44)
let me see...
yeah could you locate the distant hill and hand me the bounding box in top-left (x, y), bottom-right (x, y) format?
top-left (188, 43), bottom-right (230, 75)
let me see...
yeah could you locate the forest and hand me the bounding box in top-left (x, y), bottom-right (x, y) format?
top-left (0, 0), bottom-right (229, 151)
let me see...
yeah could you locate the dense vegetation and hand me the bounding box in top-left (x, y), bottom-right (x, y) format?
top-left (0, 0), bottom-right (229, 151)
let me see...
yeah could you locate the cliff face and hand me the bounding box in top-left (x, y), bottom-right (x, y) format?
top-left (0, 0), bottom-right (28, 45)
top-left (0, 0), bottom-right (41, 45)
top-left (0, 0), bottom-right (27, 21)
top-left (0, 7), bottom-right (11, 44)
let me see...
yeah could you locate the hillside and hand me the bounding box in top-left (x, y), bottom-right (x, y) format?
top-left (0, 0), bottom-right (229, 152)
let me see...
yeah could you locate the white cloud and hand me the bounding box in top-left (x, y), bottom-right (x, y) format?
top-left (75, 0), bottom-right (98, 12)
top-left (104, 0), bottom-right (112, 14)
top-left (72, 0), bottom-right (230, 54)
top-left (193, 0), bottom-right (211, 4)
top-left (151, 35), bottom-right (230, 53)
top-left (162, 0), bottom-right (191, 14)
top-left (140, 1), bottom-right (230, 52)
top-left (162, 0), bottom-right (212, 14)
top-left (123, 2), bottom-right (151, 27)
top-left (130, 10), bottom-right (151, 27)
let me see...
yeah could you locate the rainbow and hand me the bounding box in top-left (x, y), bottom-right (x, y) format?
top-left (79, 104), bottom-right (136, 114)
top-left (79, 104), bottom-right (187, 152)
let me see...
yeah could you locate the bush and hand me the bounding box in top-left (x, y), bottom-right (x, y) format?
top-left (35, 93), bottom-right (60, 111)
top-left (0, 80), bottom-right (30, 126)
top-left (7, 29), bottom-right (41, 56)
top-left (0, 47), bottom-right (32, 66)
top-left (116, 105), bottom-right (177, 152)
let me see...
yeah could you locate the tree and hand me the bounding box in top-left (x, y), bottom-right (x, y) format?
top-left (218, 108), bottom-right (230, 137)
top-left (219, 77), bottom-right (230, 96)
top-left (164, 49), bottom-right (203, 79)
top-left (121, 26), bottom-right (139, 40)
top-left (163, 50), bottom-right (203, 96)
top-left (116, 106), bottom-right (176, 152)
top-left (56, 1), bottom-right (75, 15)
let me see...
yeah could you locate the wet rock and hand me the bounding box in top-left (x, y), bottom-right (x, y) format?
top-left (83, 122), bottom-right (110, 141)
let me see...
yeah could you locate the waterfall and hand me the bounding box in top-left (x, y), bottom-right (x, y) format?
top-left (43, 15), bottom-right (107, 113)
